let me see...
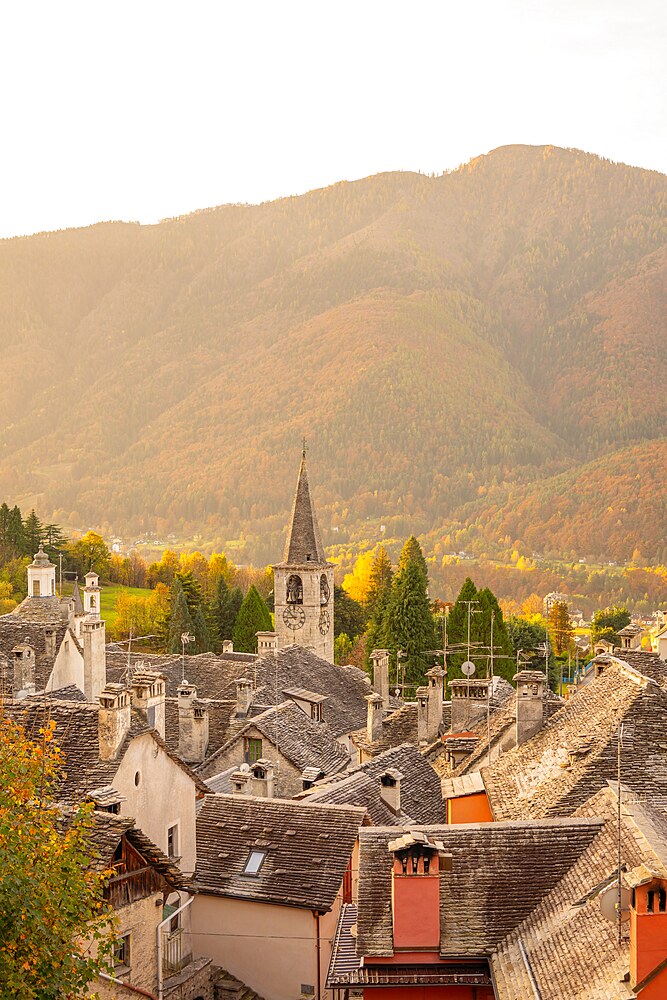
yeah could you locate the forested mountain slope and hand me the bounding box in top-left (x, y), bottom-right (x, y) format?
top-left (0, 144), bottom-right (664, 563)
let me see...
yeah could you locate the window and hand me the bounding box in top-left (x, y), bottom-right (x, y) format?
top-left (32, 580), bottom-right (40, 597)
top-left (243, 850), bottom-right (266, 876)
top-left (90, 595), bottom-right (96, 608)
top-left (113, 933), bottom-right (131, 969)
top-left (244, 737), bottom-right (263, 763)
top-left (167, 824), bottom-right (179, 859)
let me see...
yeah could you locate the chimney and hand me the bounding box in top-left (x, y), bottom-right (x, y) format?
top-left (98, 684), bottom-right (131, 760)
top-left (379, 768), bottom-right (403, 814)
top-left (514, 670), bottom-right (546, 747)
top-left (371, 649), bottom-right (390, 709)
top-left (417, 686), bottom-right (430, 745)
top-left (235, 677), bottom-right (253, 719)
top-left (82, 618), bottom-right (107, 704)
top-left (131, 668), bottom-right (166, 739)
top-left (256, 632), bottom-right (277, 657)
top-left (388, 832), bottom-right (451, 951)
top-left (302, 766), bottom-right (324, 790)
top-left (12, 643), bottom-right (35, 698)
top-left (177, 681), bottom-right (210, 763)
top-left (629, 874), bottom-right (667, 991)
top-left (449, 679), bottom-right (490, 732)
top-left (222, 640), bottom-right (234, 653)
top-left (426, 666), bottom-right (445, 738)
top-left (250, 758), bottom-right (274, 798)
top-left (366, 692), bottom-right (384, 743)
top-left (231, 766), bottom-right (251, 795)
top-left (44, 628), bottom-right (57, 662)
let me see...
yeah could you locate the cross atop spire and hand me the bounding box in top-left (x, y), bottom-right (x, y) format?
top-left (282, 447), bottom-right (327, 565)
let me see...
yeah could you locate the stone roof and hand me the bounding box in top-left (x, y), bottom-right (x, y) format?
top-left (350, 702), bottom-right (419, 756)
top-left (0, 616), bottom-right (75, 696)
top-left (304, 743), bottom-right (445, 825)
top-left (193, 794), bottom-right (364, 910)
top-left (490, 786), bottom-right (667, 999)
top-left (3, 596), bottom-right (67, 623)
top-left (71, 580), bottom-right (84, 615)
top-left (276, 452), bottom-right (329, 566)
top-left (198, 700), bottom-right (350, 780)
top-left (356, 818), bottom-right (604, 958)
top-left (163, 696), bottom-right (237, 758)
top-left (5, 697), bottom-right (208, 801)
top-left (106, 645), bottom-right (372, 739)
top-left (482, 658), bottom-right (667, 821)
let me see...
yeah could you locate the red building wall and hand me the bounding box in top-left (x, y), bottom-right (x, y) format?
top-left (446, 793), bottom-right (493, 825)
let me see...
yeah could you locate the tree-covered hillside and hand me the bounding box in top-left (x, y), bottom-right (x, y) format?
top-left (0, 144), bottom-right (664, 563)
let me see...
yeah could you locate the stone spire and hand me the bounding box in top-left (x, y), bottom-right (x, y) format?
top-left (282, 447), bottom-right (327, 565)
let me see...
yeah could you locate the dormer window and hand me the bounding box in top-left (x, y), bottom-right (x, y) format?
top-left (243, 850), bottom-right (266, 876)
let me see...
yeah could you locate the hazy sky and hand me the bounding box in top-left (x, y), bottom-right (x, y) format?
top-left (1, 0), bottom-right (664, 238)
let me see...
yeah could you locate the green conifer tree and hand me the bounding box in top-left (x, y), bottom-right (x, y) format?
top-left (366, 547), bottom-right (394, 616)
top-left (396, 535), bottom-right (428, 582)
top-left (23, 509), bottom-right (44, 556)
top-left (478, 587), bottom-right (514, 683)
top-left (446, 577), bottom-right (479, 679)
top-left (232, 585), bottom-right (273, 653)
top-left (387, 559), bottom-right (435, 686)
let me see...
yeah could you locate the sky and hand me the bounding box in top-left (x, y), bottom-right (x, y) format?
top-left (1, 0), bottom-right (665, 238)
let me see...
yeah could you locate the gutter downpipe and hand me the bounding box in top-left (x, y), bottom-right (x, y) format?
top-left (157, 894), bottom-right (194, 1000)
top-left (314, 910), bottom-right (322, 1000)
top-left (99, 972), bottom-right (158, 1000)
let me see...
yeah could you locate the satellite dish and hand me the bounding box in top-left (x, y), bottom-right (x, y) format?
top-left (394, 688), bottom-right (401, 698)
top-left (461, 660), bottom-right (476, 677)
top-left (599, 882), bottom-right (631, 923)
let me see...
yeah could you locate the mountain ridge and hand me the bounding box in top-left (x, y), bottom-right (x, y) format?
top-left (0, 144), bottom-right (665, 564)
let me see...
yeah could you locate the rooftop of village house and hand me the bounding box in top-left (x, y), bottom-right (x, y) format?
top-left (193, 794), bottom-right (364, 911)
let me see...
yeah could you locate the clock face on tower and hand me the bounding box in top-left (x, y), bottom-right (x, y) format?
top-left (283, 605), bottom-right (306, 631)
top-left (318, 609), bottom-right (331, 635)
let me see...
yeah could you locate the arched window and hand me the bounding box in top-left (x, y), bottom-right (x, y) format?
top-left (286, 575), bottom-right (303, 605)
top-left (90, 594), bottom-right (96, 608)
top-left (320, 574), bottom-right (330, 606)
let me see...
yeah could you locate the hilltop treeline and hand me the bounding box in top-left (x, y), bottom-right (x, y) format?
top-left (0, 145), bottom-right (664, 565)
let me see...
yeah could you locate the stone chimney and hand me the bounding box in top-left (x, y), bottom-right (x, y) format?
top-left (514, 670), bottom-right (546, 746)
top-left (256, 632), bottom-right (277, 657)
top-left (366, 692), bottom-right (384, 743)
top-left (250, 758), bottom-right (274, 798)
top-left (222, 640), bottom-right (234, 653)
top-left (379, 768), bottom-right (403, 814)
top-left (231, 766), bottom-right (251, 795)
top-left (371, 649), bottom-right (390, 709)
top-left (177, 680), bottom-right (210, 763)
top-left (416, 686), bottom-right (430, 745)
top-left (449, 679), bottom-right (490, 732)
top-left (426, 666), bottom-right (445, 739)
top-left (44, 628), bottom-right (57, 662)
top-left (98, 684), bottom-right (131, 761)
top-left (12, 643), bottom-right (35, 698)
top-left (82, 618), bottom-right (106, 704)
top-left (130, 668), bottom-right (166, 739)
top-left (235, 677), bottom-right (253, 719)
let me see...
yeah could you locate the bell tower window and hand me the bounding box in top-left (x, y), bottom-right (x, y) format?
top-left (286, 575), bottom-right (303, 605)
top-left (320, 574), bottom-right (330, 606)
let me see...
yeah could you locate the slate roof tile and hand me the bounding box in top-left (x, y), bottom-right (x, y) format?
top-left (193, 794), bottom-right (364, 911)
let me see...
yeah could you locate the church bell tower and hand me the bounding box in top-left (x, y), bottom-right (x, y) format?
top-left (273, 447), bottom-right (334, 662)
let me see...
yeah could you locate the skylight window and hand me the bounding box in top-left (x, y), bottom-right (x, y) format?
top-left (243, 850), bottom-right (266, 876)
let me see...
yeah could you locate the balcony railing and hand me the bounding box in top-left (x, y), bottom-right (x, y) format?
top-left (162, 926), bottom-right (192, 975)
top-left (106, 866), bottom-right (163, 908)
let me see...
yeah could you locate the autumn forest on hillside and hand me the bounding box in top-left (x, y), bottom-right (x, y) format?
top-left (0, 145), bottom-right (665, 584)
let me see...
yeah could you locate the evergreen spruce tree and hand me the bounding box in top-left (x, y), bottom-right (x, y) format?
top-left (210, 576), bottom-right (244, 647)
top-left (7, 506), bottom-right (25, 559)
top-left (232, 585), bottom-right (273, 653)
top-left (366, 547), bottom-right (393, 617)
top-left (387, 560), bottom-right (435, 685)
top-left (167, 580), bottom-right (195, 654)
top-left (478, 587), bottom-right (514, 683)
top-left (191, 602), bottom-right (212, 653)
top-left (447, 577), bottom-right (479, 679)
top-left (396, 535), bottom-right (428, 582)
top-left (23, 510), bottom-right (44, 556)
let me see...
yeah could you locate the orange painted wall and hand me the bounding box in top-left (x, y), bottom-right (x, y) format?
top-left (446, 792), bottom-right (493, 825)
top-left (392, 874), bottom-right (440, 950)
top-left (631, 907), bottom-right (667, 992)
